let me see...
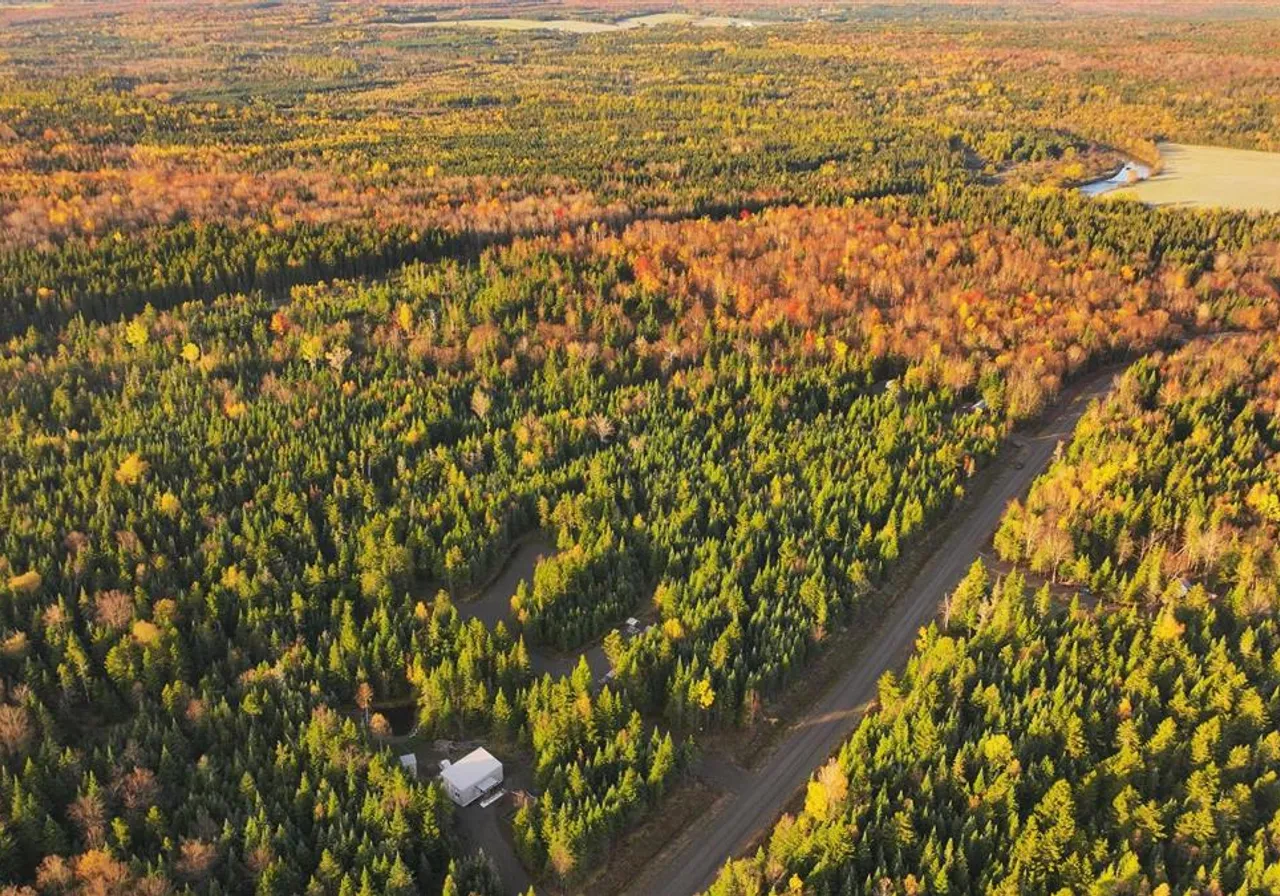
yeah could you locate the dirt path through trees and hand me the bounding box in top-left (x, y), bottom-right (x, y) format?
top-left (624, 368), bottom-right (1119, 896)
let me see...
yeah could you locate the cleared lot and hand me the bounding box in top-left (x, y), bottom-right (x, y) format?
top-left (451, 534), bottom-right (612, 680)
top-left (1106, 142), bottom-right (1280, 212)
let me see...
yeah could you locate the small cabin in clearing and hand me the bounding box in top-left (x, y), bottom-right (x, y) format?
top-left (440, 747), bottom-right (504, 807)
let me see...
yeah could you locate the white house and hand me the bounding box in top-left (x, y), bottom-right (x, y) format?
top-left (440, 747), bottom-right (503, 807)
top-left (398, 754), bottom-right (418, 779)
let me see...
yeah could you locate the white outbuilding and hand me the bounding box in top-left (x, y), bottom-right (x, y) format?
top-left (440, 747), bottom-right (504, 806)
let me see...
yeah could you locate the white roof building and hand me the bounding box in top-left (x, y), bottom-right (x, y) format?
top-left (398, 754), bottom-right (418, 778)
top-left (439, 747), bottom-right (504, 807)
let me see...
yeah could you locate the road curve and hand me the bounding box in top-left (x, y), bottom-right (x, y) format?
top-left (623, 370), bottom-right (1117, 896)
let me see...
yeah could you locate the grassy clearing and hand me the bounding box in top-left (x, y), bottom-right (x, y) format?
top-left (1108, 142), bottom-right (1280, 212)
top-left (400, 17), bottom-right (619, 33)
top-left (393, 14), bottom-right (760, 33)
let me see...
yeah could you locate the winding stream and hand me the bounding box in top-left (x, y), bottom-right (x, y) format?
top-left (1079, 160), bottom-right (1152, 197)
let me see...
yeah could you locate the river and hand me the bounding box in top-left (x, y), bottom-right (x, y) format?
top-left (1079, 160), bottom-right (1152, 197)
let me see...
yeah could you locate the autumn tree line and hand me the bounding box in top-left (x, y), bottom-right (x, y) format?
top-left (5, 2), bottom-right (1280, 347)
top-left (2, 193), bottom-right (1278, 895)
top-left (2, 4), bottom-right (1280, 895)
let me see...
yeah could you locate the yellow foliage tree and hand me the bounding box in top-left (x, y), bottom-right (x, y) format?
top-left (7, 570), bottom-right (41, 594)
top-left (114, 453), bottom-right (149, 486)
top-left (157, 492), bottom-right (182, 517)
top-left (125, 319), bottom-right (149, 348)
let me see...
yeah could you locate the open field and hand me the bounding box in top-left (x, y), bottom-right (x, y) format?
top-left (1108, 142), bottom-right (1280, 211)
top-left (395, 13), bottom-right (761, 32)
top-left (395, 17), bottom-right (619, 33)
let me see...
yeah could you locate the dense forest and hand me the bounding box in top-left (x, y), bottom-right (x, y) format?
top-left (710, 338), bottom-right (1280, 895)
top-left (998, 336), bottom-right (1280, 611)
top-left (2, 2), bottom-right (1280, 895)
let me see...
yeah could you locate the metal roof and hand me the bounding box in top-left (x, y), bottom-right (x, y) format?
top-left (440, 747), bottom-right (502, 792)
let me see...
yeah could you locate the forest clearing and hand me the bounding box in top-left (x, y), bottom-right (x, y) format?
top-left (1101, 142), bottom-right (1280, 211)
top-left (397, 13), bottom-right (761, 32)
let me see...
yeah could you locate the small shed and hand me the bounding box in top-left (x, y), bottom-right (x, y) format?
top-left (398, 754), bottom-right (418, 778)
top-left (440, 747), bottom-right (504, 807)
